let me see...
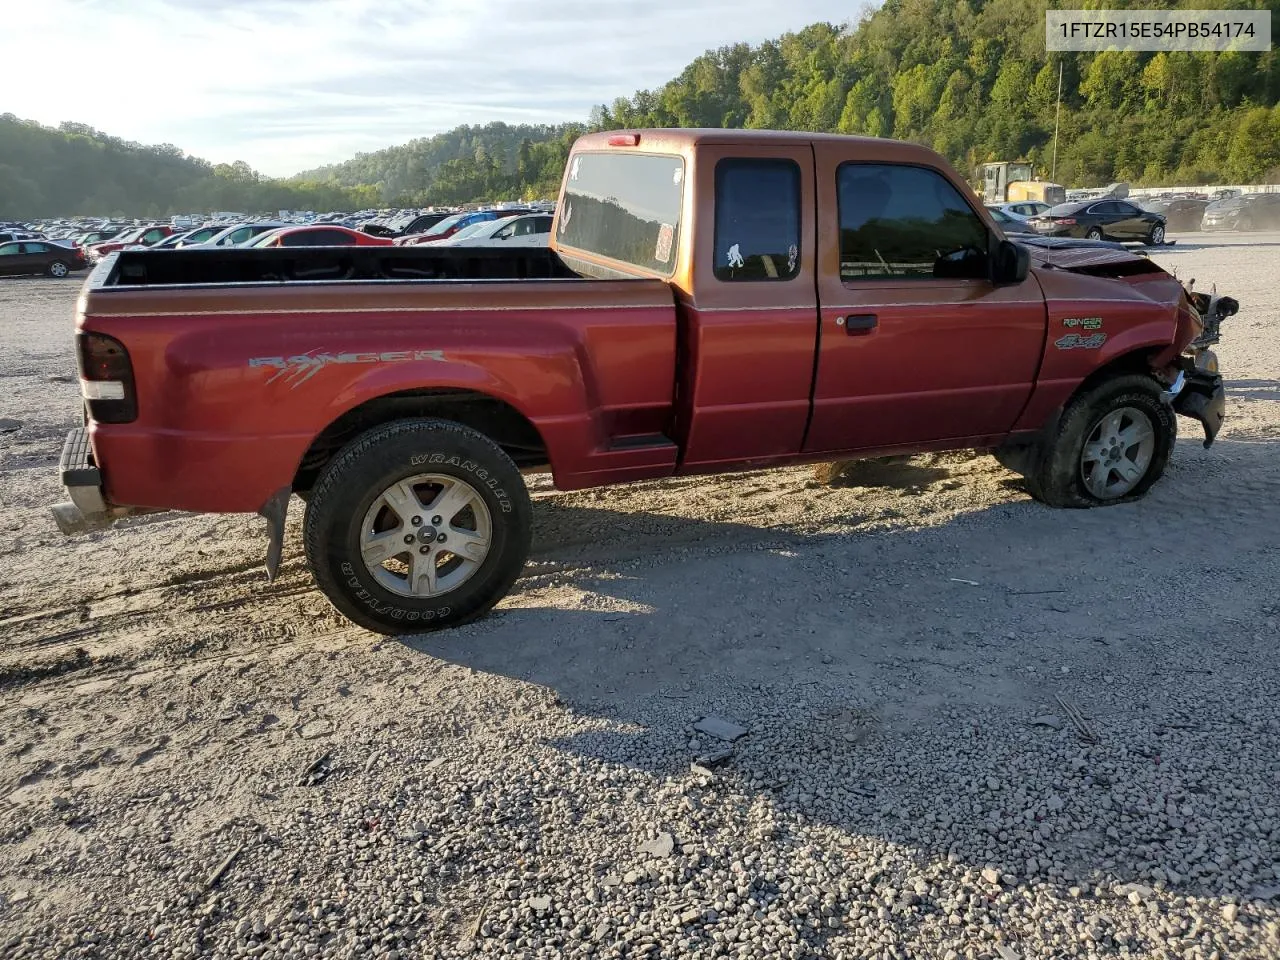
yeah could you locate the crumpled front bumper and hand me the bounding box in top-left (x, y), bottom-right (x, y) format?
top-left (1169, 367), bottom-right (1226, 448)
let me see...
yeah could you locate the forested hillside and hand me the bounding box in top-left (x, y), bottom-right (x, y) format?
top-left (0, 115), bottom-right (378, 219)
top-left (592, 0), bottom-right (1279, 187)
top-left (6, 0), bottom-right (1279, 217)
top-left (308, 0), bottom-right (1279, 204)
top-left (297, 122), bottom-right (584, 205)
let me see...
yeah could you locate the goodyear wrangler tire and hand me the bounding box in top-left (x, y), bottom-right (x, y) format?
top-left (303, 419), bottom-right (531, 634)
top-left (1025, 374), bottom-right (1175, 508)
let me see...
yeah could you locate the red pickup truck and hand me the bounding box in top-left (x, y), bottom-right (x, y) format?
top-left (54, 129), bottom-right (1228, 634)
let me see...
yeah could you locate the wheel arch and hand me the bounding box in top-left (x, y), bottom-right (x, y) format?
top-left (1013, 345), bottom-right (1168, 453)
top-left (293, 388), bottom-right (549, 495)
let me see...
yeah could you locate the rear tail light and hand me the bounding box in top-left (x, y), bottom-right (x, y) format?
top-left (77, 332), bottom-right (137, 423)
top-left (1057, 218), bottom-right (1077, 225)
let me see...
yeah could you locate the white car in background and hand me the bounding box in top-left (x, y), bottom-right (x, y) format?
top-left (990, 201), bottom-right (1053, 221)
top-left (436, 213), bottom-right (554, 248)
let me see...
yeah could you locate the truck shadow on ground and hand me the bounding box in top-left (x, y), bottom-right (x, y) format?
top-left (400, 437), bottom-right (1280, 905)
top-left (1160, 238), bottom-right (1280, 251)
top-left (1226, 378), bottom-right (1280, 402)
top-left (813, 456), bottom-right (952, 491)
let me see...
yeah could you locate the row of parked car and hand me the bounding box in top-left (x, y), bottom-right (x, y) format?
top-left (0, 206), bottom-right (557, 278)
top-left (3, 185), bottom-right (1276, 279)
top-left (985, 192), bottom-right (1280, 242)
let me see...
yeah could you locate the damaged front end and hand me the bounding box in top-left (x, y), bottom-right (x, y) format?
top-left (1164, 363), bottom-right (1226, 448)
top-left (1165, 284), bottom-right (1236, 448)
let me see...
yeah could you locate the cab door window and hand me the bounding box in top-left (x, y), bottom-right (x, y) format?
top-left (838, 163), bottom-right (989, 282)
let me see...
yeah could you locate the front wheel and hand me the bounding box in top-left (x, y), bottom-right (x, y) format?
top-left (303, 418), bottom-right (532, 634)
top-left (1147, 224), bottom-right (1165, 245)
top-left (1019, 374), bottom-right (1175, 508)
top-left (48, 260), bottom-right (69, 278)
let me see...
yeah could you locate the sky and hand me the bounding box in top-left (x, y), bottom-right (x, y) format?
top-left (3, 0), bottom-right (861, 177)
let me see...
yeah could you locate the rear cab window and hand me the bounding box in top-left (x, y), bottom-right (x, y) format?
top-left (556, 152), bottom-right (685, 275)
top-left (837, 163), bottom-right (990, 282)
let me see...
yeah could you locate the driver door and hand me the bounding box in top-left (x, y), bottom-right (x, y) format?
top-left (1110, 200), bottom-right (1148, 238)
top-left (0, 242), bottom-right (31, 276)
top-left (804, 149), bottom-right (1047, 453)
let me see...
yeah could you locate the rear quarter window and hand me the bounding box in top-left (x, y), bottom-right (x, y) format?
top-left (713, 158), bottom-right (801, 282)
top-left (557, 152), bottom-right (685, 275)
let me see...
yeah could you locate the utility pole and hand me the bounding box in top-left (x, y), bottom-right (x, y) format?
top-left (1051, 60), bottom-right (1063, 182)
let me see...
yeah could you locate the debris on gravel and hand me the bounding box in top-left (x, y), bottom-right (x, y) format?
top-left (693, 714), bottom-right (750, 741)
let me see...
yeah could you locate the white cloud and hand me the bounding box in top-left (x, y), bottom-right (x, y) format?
top-left (0, 0), bottom-right (857, 175)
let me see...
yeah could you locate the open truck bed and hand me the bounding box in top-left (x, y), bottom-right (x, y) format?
top-left (102, 245), bottom-right (583, 287)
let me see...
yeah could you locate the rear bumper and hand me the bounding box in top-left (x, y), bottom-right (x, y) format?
top-left (50, 427), bottom-right (155, 535)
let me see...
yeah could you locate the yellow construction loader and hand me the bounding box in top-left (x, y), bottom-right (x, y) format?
top-left (980, 162), bottom-right (1066, 206)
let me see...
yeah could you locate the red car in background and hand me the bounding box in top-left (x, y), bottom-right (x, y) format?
top-left (249, 225), bottom-right (396, 247)
top-left (88, 225), bottom-right (174, 261)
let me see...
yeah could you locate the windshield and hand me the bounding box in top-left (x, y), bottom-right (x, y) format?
top-left (1045, 202), bottom-right (1088, 217)
top-left (557, 151), bottom-right (685, 274)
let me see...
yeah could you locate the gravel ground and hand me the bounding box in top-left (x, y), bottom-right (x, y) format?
top-left (0, 233), bottom-right (1278, 960)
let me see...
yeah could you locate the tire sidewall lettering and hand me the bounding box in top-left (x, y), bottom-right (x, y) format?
top-left (339, 560), bottom-right (449, 621)
top-left (405, 451), bottom-right (512, 514)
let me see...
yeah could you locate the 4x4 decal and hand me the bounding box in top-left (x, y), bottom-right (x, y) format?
top-left (1055, 332), bottom-right (1107, 350)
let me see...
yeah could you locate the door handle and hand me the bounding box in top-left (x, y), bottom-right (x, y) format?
top-left (836, 313), bottom-right (878, 334)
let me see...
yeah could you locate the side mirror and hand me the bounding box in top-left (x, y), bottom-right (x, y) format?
top-left (993, 238), bottom-right (1030, 284)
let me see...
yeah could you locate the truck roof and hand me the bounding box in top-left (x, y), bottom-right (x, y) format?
top-left (570, 128), bottom-right (946, 165)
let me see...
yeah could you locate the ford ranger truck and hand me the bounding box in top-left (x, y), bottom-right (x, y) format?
top-left (52, 129), bottom-right (1227, 635)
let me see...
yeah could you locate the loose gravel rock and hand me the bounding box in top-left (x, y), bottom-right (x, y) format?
top-left (1, 235), bottom-right (1279, 958)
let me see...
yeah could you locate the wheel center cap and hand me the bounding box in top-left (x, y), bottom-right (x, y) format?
top-left (416, 525), bottom-right (438, 544)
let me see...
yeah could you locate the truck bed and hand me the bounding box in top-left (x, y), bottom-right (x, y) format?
top-left (101, 245), bottom-right (583, 287)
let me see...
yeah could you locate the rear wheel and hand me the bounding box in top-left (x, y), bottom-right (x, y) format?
top-left (1017, 374), bottom-right (1175, 508)
top-left (48, 260), bottom-right (69, 278)
top-left (1085, 227), bottom-right (1104, 241)
top-left (303, 418), bottom-right (531, 634)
